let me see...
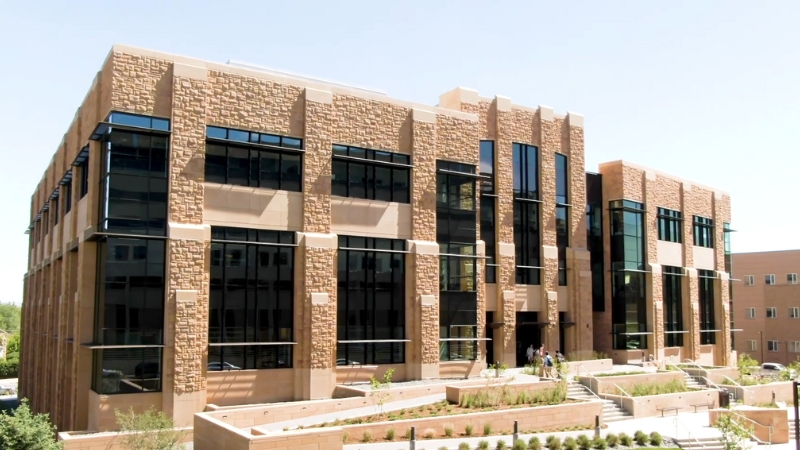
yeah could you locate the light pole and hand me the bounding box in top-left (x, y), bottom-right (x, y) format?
top-left (760, 331), bottom-right (764, 364)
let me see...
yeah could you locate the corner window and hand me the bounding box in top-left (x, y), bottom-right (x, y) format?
top-left (657, 208), bottom-right (682, 243)
top-left (693, 216), bottom-right (714, 248)
top-left (332, 145), bottom-right (410, 203)
top-left (765, 274), bottom-right (775, 285)
top-left (766, 307), bottom-right (777, 318)
top-left (205, 126), bottom-right (303, 192)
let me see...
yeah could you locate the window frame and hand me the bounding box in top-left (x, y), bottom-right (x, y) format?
top-left (692, 216), bottom-right (714, 248)
top-left (766, 307), bottom-right (777, 319)
top-left (791, 341), bottom-right (800, 353)
top-left (767, 340), bottom-right (779, 352)
top-left (331, 144), bottom-right (411, 203)
top-left (789, 307), bottom-right (799, 319)
top-left (744, 275), bottom-right (755, 286)
top-left (746, 307), bottom-right (756, 319)
top-left (480, 141), bottom-right (497, 283)
top-left (788, 273), bottom-right (798, 285)
top-left (663, 266), bottom-right (684, 347)
top-left (698, 269), bottom-right (716, 345)
top-left (656, 207), bottom-right (682, 243)
top-left (765, 274), bottom-right (776, 285)
top-left (555, 153), bottom-right (569, 286)
top-left (747, 340), bottom-right (757, 351)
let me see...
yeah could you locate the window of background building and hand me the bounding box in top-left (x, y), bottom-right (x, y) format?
top-left (43, 211), bottom-right (49, 235)
top-left (205, 126), bottom-right (303, 192)
top-left (745, 275), bottom-right (755, 286)
top-left (791, 341), bottom-right (800, 353)
top-left (747, 340), bottom-right (757, 351)
top-left (586, 173), bottom-right (605, 312)
top-left (555, 153), bottom-right (568, 286)
top-left (337, 236), bottom-right (405, 366)
top-left (788, 273), bottom-right (798, 285)
top-left (209, 227), bottom-right (295, 370)
top-left (693, 216), bottom-right (714, 248)
top-left (437, 161), bottom-right (478, 361)
top-left (789, 307), bottom-right (799, 319)
top-left (766, 307), bottom-right (777, 318)
top-left (698, 269), bottom-right (716, 345)
top-left (331, 145), bottom-right (410, 203)
top-left (513, 143), bottom-right (540, 285)
top-left (79, 152), bottom-right (90, 199)
top-left (663, 266), bottom-right (684, 347)
top-left (479, 141), bottom-right (497, 283)
top-left (52, 198), bottom-right (58, 226)
top-left (768, 341), bottom-right (779, 352)
top-left (657, 208), bottom-right (682, 243)
top-left (765, 274), bottom-right (775, 285)
top-left (746, 307), bottom-right (756, 319)
top-left (63, 179), bottom-right (72, 213)
top-left (609, 200), bottom-right (647, 350)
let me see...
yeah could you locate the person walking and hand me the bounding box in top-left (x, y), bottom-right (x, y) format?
top-left (538, 344), bottom-right (545, 377)
top-left (526, 344), bottom-right (535, 365)
top-left (544, 351), bottom-right (555, 378)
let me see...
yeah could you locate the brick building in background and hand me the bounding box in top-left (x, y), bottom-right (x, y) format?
top-left (732, 250), bottom-right (800, 366)
top-left (21, 44), bottom-right (733, 433)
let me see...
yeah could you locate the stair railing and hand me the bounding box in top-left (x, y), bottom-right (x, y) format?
top-left (612, 383), bottom-right (642, 412)
top-left (722, 375), bottom-right (752, 401)
top-left (673, 416), bottom-right (707, 450)
top-left (574, 364), bottom-right (603, 400)
top-left (726, 410), bottom-right (772, 450)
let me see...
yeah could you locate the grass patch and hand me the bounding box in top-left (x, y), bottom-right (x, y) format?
top-left (610, 379), bottom-right (690, 396)
top-left (460, 382), bottom-right (568, 408)
top-left (592, 371), bottom-right (648, 377)
top-left (755, 402), bottom-right (780, 408)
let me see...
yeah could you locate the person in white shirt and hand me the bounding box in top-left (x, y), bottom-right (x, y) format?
top-left (526, 345), bottom-right (535, 365)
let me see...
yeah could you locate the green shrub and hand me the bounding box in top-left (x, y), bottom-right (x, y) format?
top-left (563, 436), bottom-right (578, 450)
top-left (605, 433), bottom-right (619, 448)
top-left (445, 423), bottom-right (454, 437)
top-left (576, 434), bottom-right (591, 450)
top-left (496, 440), bottom-right (508, 450)
top-left (385, 428), bottom-right (395, 440)
top-left (484, 423), bottom-right (493, 436)
top-left (618, 433), bottom-right (633, 447)
top-left (592, 437), bottom-right (606, 450)
top-left (0, 399), bottom-right (60, 450)
top-left (514, 439), bottom-right (528, 450)
top-left (649, 432), bottom-right (662, 446)
top-left (546, 436), bottom-right (562, 450)
top-left (459, 443), bottom-right (472, 450)
top-left (529, 436), bottom-right (542, 450)
top-left (0, 359), bottom-right (19, 378)
top-left (465, 423), bottom-right (474, 436)
top-left (478, 440), bottom-right (490, 450)
top-left (361, 431), bottom-right (372, 443)
top-left (615, 379), bottom-right (688, 396)
top-left (634, 431), bottom-right (648, 446)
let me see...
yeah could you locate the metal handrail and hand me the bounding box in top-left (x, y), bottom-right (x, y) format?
top-left (667, 361), bottom-right (723, 392)
top-left (722, 375), bottom-right (753, 397)
top-left (612, 383), bottom-right (643, 406)
top-left (575, 364), bottom-right (602, 399)
top-left (673, 416), bottom-right (707, 450)
top-left (726, 410), bottom-right (772, 449)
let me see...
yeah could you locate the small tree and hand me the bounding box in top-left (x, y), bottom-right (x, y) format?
top-left (712, 409), bottom-right (753, 450)
top-left (0, 398), bottom-right (61, 450)
top-left (737, 354), bottom-right (758, 377)
top-left (115, 407), bottom-right (186, 450)
top-left (369, 367), bottom-right (395, 416)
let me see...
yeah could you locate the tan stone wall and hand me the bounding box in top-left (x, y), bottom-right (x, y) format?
top-left (602, 389), bottom-right (719, 418)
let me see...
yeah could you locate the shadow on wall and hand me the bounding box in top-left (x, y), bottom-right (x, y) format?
top-left (206, 369), bottom-right (295, 407)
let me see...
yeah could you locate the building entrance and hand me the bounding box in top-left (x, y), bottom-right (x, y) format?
top-left (516, 312), bottom-right (543, 367)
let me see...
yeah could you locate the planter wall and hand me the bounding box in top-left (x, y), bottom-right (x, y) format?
top-left (709, 408), bottom-right (788, 444)
top-left (683, 367), bottom-right (738, 385)
top-left (567, 358), bottom-right (613, 375)
top-left (194, 413), bottom-right (343, 450)
top-left (601, 389), bottom-right (718, 418)
top-left (579, 371), bottom-right (684, 395)
top-left (445, 380), bottom-right (563, 404)
top-left (58, 428), bottom-right (193, 450)
top-left (720, 381), bottom-right (794, 405)
top-left (342, 400), bottom-right (604, 441)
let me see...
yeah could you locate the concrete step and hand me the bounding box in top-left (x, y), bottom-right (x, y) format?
top-left (675, 437), bottom-right (724, 450)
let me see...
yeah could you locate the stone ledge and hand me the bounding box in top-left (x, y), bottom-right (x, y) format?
top-left (297, 232), bottom-right (337, 249)
top-left (543, 245), bottom-right (558, 260)
top-left (173, 63), bottom-right (208, 81)
top-left (498, 242), bottom-right (515, 257)
top-left (408, 240), bottom-right (438, 255)
top-left (169, 223), bottom-right (210, 241)
top-left (305, 87), bottom-right (332, 104)
top-left (412, 108), bottom-right (436, 123)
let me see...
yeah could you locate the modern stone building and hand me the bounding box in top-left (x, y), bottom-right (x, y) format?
top-left (20, 44), bottom-right (733, 433)
top-left (731, 249), bottom-right (800, 366)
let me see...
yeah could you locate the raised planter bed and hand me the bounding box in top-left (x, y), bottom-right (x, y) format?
top-left (710, 408), bottom-right (789, 444)
top-left (579, 371), bottom-right (684, 394)
top-left (567, 358), bottom-right (613, 374)
top-left (58, 428), bottom-right (193, 450)
top-left (601, 389), bottom-right (718, 419)
top-left (719, 381), bottom-right (794, 405)
top-left (445, 379), bottom-right (565, 404)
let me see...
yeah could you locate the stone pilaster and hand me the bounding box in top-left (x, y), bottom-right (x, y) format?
top-left (648, 263), bottom-right (665, 360)
top-left (685, 268), bottom-right (701, 361)
top-left (163, 63), bottom-right (210, 427)
top-left (567, 248), bottom-right (592, 358)
top-left (716, 271), bottom-right (732, 366)
top-left (540, 106), bottom-right (560, 352)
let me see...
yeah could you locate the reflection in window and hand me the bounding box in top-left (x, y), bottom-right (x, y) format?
top-left (208, 227), bottom-right (295, 370)
top-left (99, 131), bottom-right (168, 236)
top-left (337, 236), bottom-right (405, 365)
top-left (657, 208), bottom-right (682, 243)
top-left (609, 200), bottom-right (647, 350)
top-left (663, 266), bottom-right (684, 347)
top-left (586, 173), bottom-right (605, 311)
top-left (693, 216), bottom-right (714, 248)
top-left (512, 143), bottom-right (538, 200)
top-left (514, 201), bottom-right (540, 285)
top-left (437, 161), bottom-right (478, 361)
top-left (92, 348), bottom-right (162, 394)
top-left (699, 269), bottom-right (716, 345)
top-left (479, 141), bottom-right (494, 195)
top-left (205, 143), bottom-right (301, 191)
top-left (332, 145), bottom-right (410, 203)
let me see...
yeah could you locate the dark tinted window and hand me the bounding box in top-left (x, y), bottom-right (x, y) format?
top-left (331, 145), bottom-right (410, 203)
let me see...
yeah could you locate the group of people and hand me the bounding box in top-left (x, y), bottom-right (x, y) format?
top-left (525, 344), bottom-right (565, 379)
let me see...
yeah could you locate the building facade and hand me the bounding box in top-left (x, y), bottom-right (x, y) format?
top-left (20, 45), bottom-right (732, 433)
top-left (731, 250), bottom-right (800, 366)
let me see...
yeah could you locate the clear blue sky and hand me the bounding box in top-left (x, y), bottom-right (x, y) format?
top-left (1, 0), bottom-right (798, 305)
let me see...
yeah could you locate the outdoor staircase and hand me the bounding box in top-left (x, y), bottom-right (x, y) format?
top-left (674, 437), bottom-right (725, 450)
top-left (790, 418), bottom-right (798, 439)
top-left (567, 381), bottom-right (633, 423)
top-left (682, 372), bottom-right (705, 389)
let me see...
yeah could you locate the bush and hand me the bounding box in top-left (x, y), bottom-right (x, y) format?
top-left (484, 423), bottom-right (493, 436)
top-left (385, 428), bottom-right (395, 440)
top-left (0, 399), bottom-right (61, 450)
top-left (605, 433), bottom-right (619, 448)
top-left (649, 432), bottom-right (662, 446)
top-left (459, 443), bottom-right (472, 450)
top-left (465, 423), bottom-right (474, 436)
top-left (546, 436), bottom-right (562, 450)
top-left (496, 439), bottom-right (508, 450)
top-left (439, 447), bottom-right (449, 450)
top-left (618, 433), bottom-right (633, 447)
top-left (361, 431), bottom-right (372, 443)
top-left (592, 437), bottom-right (606, 450)
top-left (563, 436), bottom-right (578, 450)
top-left (615, 379), bottom-right (688, 397)
top-left (514, 439), bottom-right (528, 450)
top-left (634, 431), bottom-right (648, 447)
top-left (424, 428), bottom-right (436, 439)
top-left (0, 359), bottom-right (19, 378)
top-left (576, 434), bottom-right (591, 450)
top-left (445, 424), bottom-right (455, 437)
top-left (478, 440), bottom-right (490, 450)
top-left (115, 406), bottom-right (186, 450)
top-left (529, 436), bottom-right (542, 450)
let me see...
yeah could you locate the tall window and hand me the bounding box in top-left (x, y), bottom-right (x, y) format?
top-left (657, 208), bottom-right (682, 243)
top-left (513, 143), bottom-right (540, 285)
top-left (586, 173), bottom-right (605, 312)
top-left (52, 198), bottom-right (59, 226)
top-left (556, 153), bottom-right (569, 286)
top-left (609, 200), bottom-right (647, 349)
top-left (479, 141), bottom-right (497, 283)
top-left (205, 126), bottom-right (303, 191)
top-left (663, 266), bottom-right (684, 347)
top-left (78, 152), bottom-right (90, 199)
top-left (209, 227), bottom-right (294, 370)
top-left (693, 216), bottom-right (714, 248)
top-left (699, 269), bottom-right (716, 345)
top-left (337, 236), bottom-right (405, 365)
top-left (90, 112), bottom-right (171, 395)
top-left (332, 145), bottom-right (410, 203)
top-left (63, 179), bottom-right (72, 213)
top-left (437, 161), bottom-right (478, 361)
top-left (99, 131), bottom-right (168, 236)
